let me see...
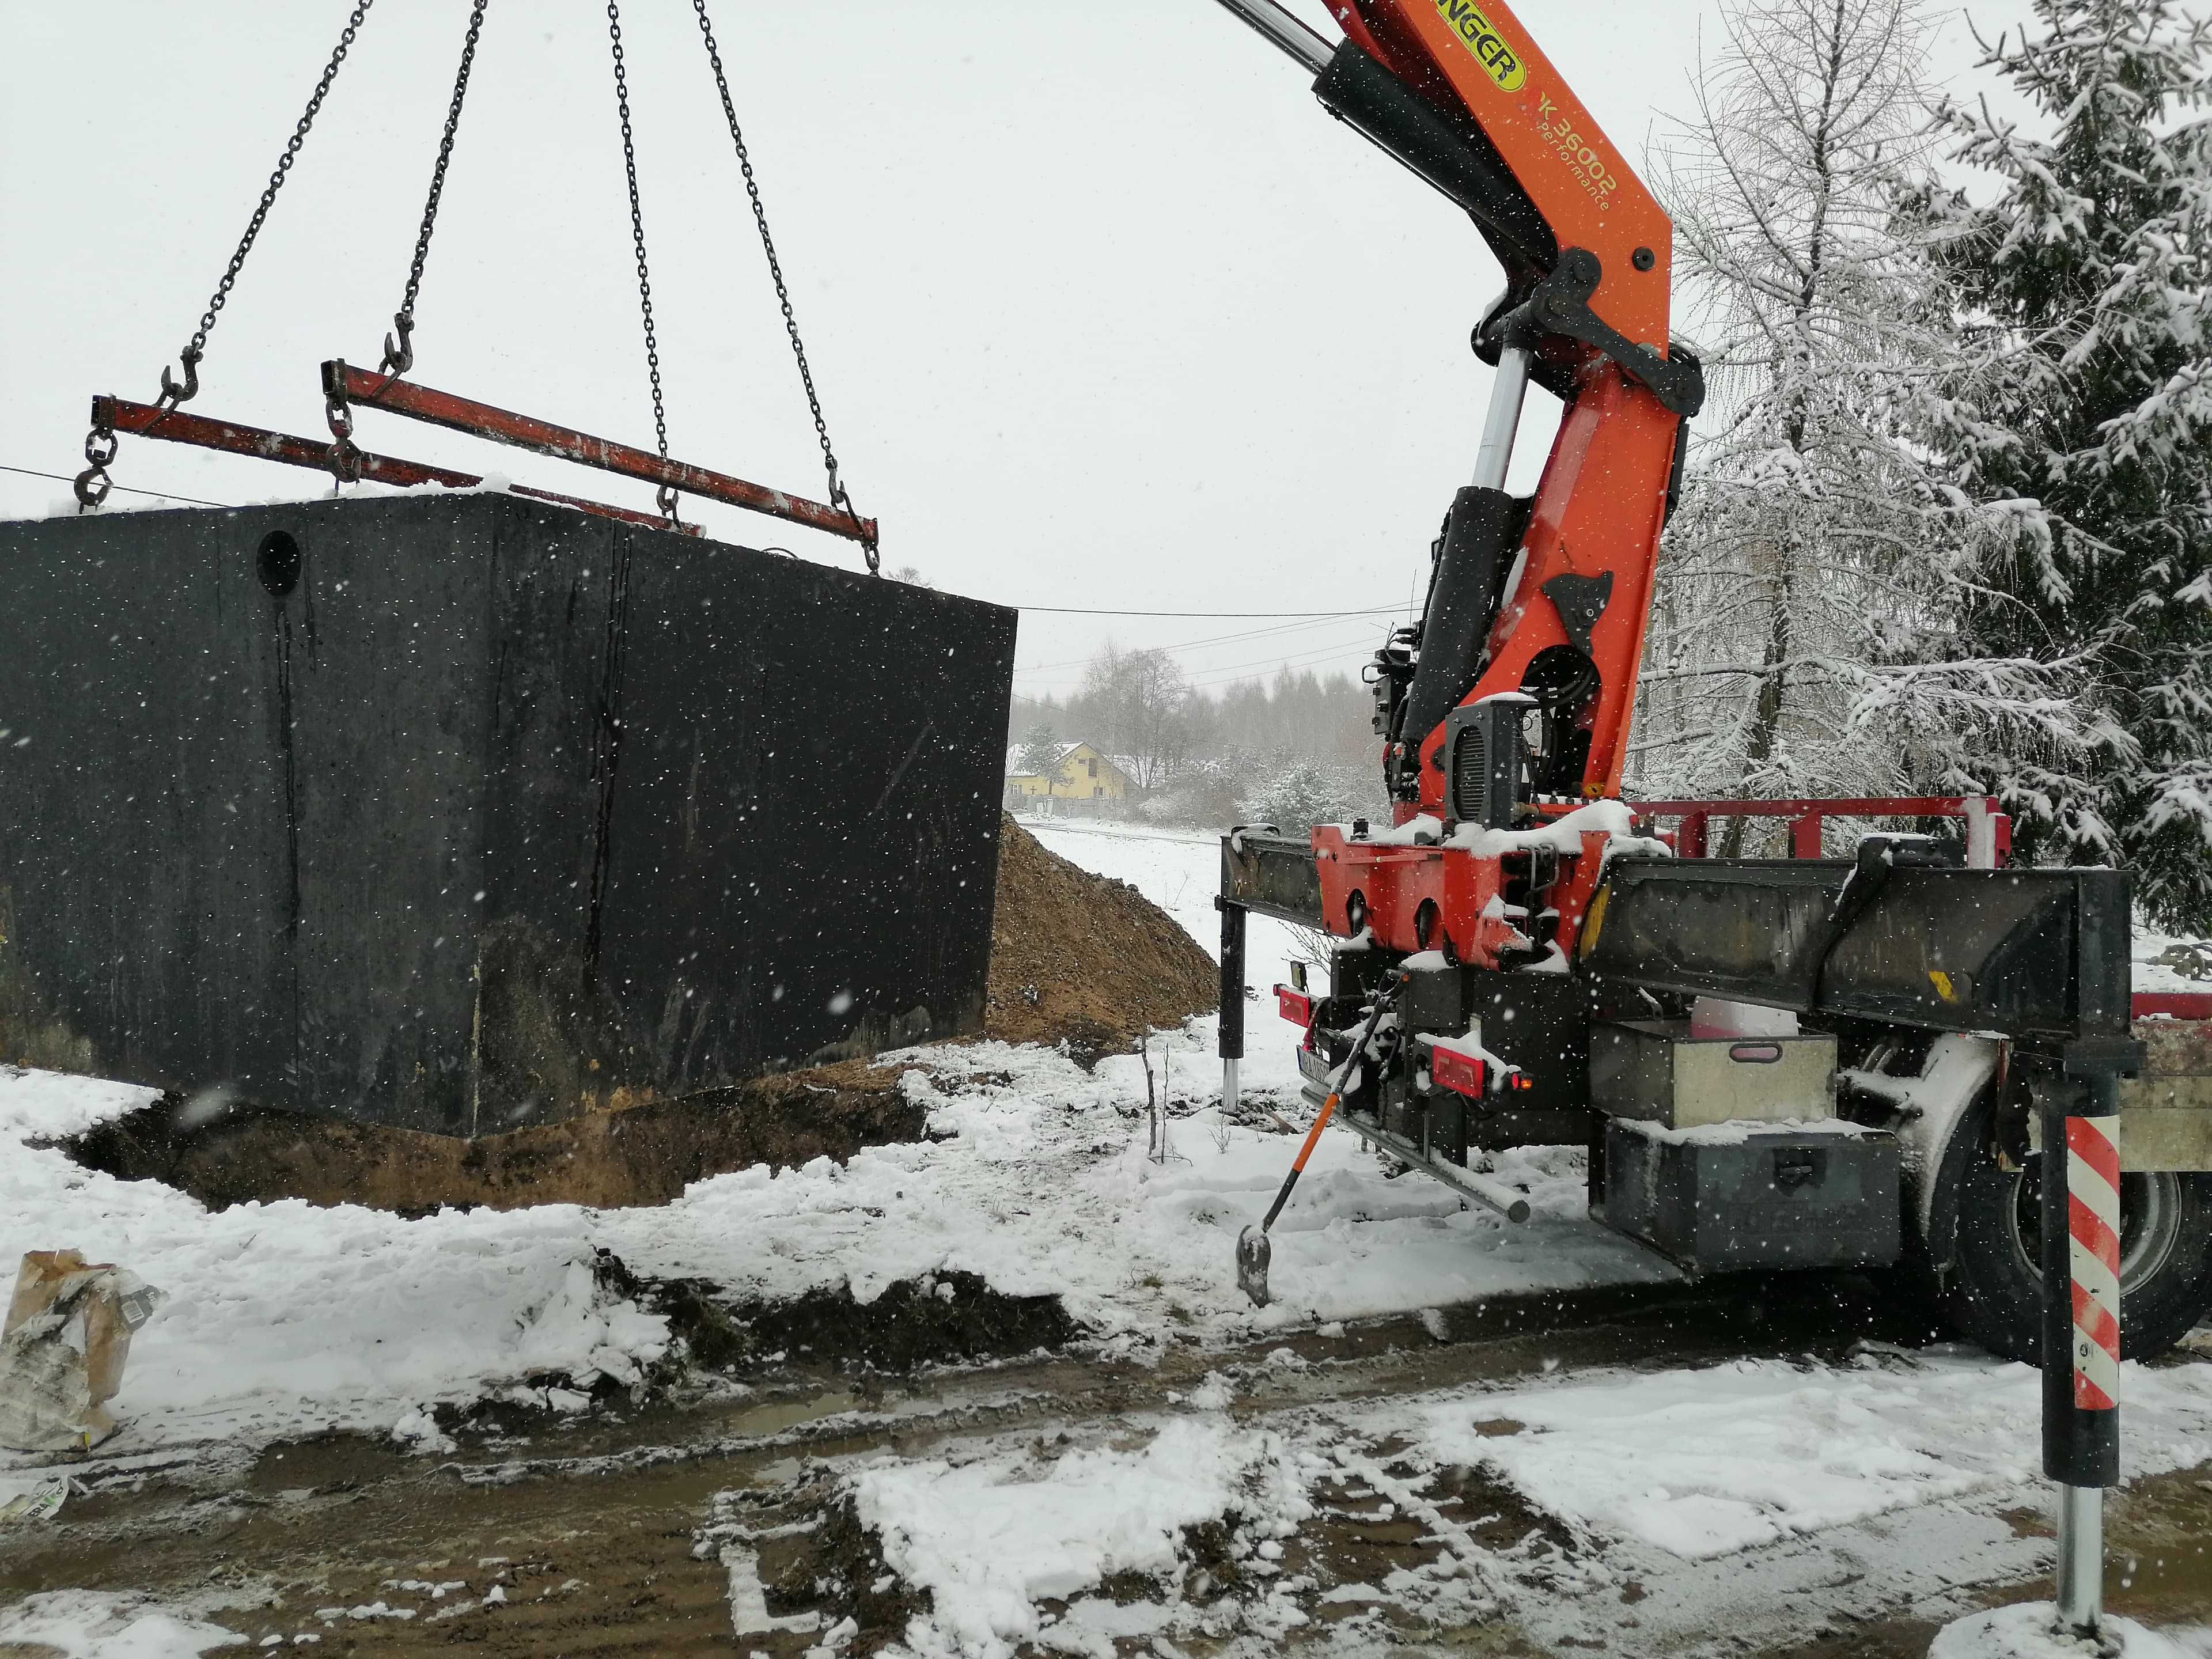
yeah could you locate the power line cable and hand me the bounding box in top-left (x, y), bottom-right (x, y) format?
top-left (0, 463), bottom-right (1415, 652)
top-left (1185, 630), bottom-right (1384, 688)
top-left (1013, 610), bottom-right (1392, 677)
top-left (0, 463), bottom-right (233, 509)
top-left (1023, 627), bottom-right (1381, 694)
top-left (1011, 603), bottom-right (1403, 619)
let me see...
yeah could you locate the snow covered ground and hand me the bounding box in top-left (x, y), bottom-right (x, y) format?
top-left (716, 1345), bottom-right (2212, 1659)
top-left (0, 1588), bottom-right (252, 1657)
top-left (2135, 925), bottom-right (2212, 997)
top-left (8, 819), bottom-right (2212, 1658)
top-left (1931, 1603), bottom-right (2212, 1658)
top-left (0, 991), bottom-right (1661, 1467)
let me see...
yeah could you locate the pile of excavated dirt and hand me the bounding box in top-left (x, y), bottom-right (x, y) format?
top-left (60, 1058), bottom-right (925, 1214)
top-left (54, 815), bottom-right (1217, 1214)
top-left (982, 815), bottom-right (1218, 1057)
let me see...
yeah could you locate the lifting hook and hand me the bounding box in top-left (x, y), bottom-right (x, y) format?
top-left (381, 312), bottom-right (415, 378)
top-left (157, 347), bottom-right (202, 411)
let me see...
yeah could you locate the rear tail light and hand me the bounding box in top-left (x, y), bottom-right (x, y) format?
top-left (1430, 1045), bottom-right (1485, 1097)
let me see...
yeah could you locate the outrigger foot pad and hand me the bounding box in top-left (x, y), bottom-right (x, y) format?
top-left (1236, 1224), bottom-right (1272, 1307)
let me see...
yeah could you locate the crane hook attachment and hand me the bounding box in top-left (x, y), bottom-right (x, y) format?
top-left (380, 313), bottom-right (415, 378)
top-left (157, 347), bottom-right (202, 412)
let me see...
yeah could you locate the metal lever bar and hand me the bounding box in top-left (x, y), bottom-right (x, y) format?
top-left (321, 362), bottom-right (878, 547)
top-left (1353, 1111), bottom-right (1532, 1224)
top-left (93, 397), bottom-right (700, 536)
top-left (1206, 0), bottom-right (1335, 74)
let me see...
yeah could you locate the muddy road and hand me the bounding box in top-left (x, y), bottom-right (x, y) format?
top-left (5, 1277), bottom-right (2209, 1657)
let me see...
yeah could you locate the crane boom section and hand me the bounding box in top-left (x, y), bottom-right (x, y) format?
top-left (1332, 0), bottom-right (1691, 821)
top-left (1350, 0), bottom-right (1673, 349)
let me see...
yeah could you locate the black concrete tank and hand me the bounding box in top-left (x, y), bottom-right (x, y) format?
top-left (0, 493), bottom-right (1014, 1134)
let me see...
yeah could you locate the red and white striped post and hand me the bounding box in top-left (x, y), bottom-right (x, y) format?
top-left (2043, 1037), bottom-right (2142, 1640)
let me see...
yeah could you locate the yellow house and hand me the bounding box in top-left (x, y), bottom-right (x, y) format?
top-left (1005, 741), bottom-right (1132, 801)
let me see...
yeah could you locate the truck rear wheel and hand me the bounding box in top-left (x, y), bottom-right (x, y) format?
top-left (1937, 1107), bottom-right (2212, 1362)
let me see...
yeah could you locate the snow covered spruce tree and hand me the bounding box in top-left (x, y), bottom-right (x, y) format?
top-left (1912, 0), bottom-right (2212, 927)
top-left (1014, 722), bottom-right (1065, 789)
top-left (1635, 0), bottom-right (2086, 850)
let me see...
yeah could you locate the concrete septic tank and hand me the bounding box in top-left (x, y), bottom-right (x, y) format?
top-left (0, 492), bottom-right (1014, 1135)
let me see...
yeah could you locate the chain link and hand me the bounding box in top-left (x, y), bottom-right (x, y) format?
top-left (691, 0), bottom-right (875, 571)
top-left (384, 0), bottom-right (491, 376)
top-left (183, 0), bottom-right (375, 392)
top-left (74, 0), bottom-right (374, 512)
top-left (73, 419), bottom-right (118, 511)
top-left (605, 0), bottom-right (677, 528)
top-left (324, 391), bottom-right (365, 485)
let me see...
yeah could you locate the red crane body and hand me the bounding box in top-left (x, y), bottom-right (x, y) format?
top-left (1237, 0), bottom-right (1698, 971)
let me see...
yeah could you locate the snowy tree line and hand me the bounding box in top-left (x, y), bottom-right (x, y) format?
top-left (1636, 0), bottom-right (2212, 925)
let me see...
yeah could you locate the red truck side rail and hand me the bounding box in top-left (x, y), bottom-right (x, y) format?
top-left (1626, 795), bottom-right (2013, 868)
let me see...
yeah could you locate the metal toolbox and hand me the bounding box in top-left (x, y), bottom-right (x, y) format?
top-left (1589, 1018), bottom-right (1836, 1129)
top-left (1600, 1119), bottom-right (1900, 1272)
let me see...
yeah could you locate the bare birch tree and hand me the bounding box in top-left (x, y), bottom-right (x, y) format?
top-left (1078, 642), bottom-right (1198, 792)
top-left (1633, 0), bottom-right (2089, 848)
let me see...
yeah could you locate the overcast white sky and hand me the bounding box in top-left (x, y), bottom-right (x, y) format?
top-left (1, 0), bottom-right (2036, 700)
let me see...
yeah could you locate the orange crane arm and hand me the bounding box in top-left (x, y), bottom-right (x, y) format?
top-left (1215, 0), bottom-right (1702, 818)
top-left (1351, 0), bottom-right (1695, 809)
top-left (1341, 1), bottom-right (1673, 352)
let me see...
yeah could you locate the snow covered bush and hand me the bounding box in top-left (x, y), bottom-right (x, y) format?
top-left (1240, 759), bottom-right (1382, 832)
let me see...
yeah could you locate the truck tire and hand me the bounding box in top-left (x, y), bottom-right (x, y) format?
top-left (1936, 1104), bottom-right (2212, 1363)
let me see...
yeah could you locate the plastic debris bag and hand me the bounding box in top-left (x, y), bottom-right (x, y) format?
top-left (0, 1475), bottom-right (80, 1523)
top-left (0, 1250), bottom-right (165, 1452)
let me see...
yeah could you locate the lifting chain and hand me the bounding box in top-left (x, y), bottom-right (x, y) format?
top-left (605, 0), bottom-right (680, 528)
top-left (76, 0), bottom-right (376, 512)
top-left (323, 390), bottom-right (365, 486)
top-left (382, 0), bottom-right (491, 378)
top-left (691, 0), bottom-right (877, 572)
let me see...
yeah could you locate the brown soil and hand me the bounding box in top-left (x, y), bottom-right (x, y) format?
top-left (982, 815), bottom-right (1218, 1056)
top-left (703, 1269), bottom-right (1084, 1374)
top-left (48, 815), bottom-right (1215, 1216)
top-left (58, 1059), bottom-right (926, 1215)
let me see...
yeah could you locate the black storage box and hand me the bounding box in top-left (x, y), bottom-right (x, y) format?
top-left (0, 492), bottom-right (1015, 1134)
top-left (1600, 1118), bottom-right (1900, 1272)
